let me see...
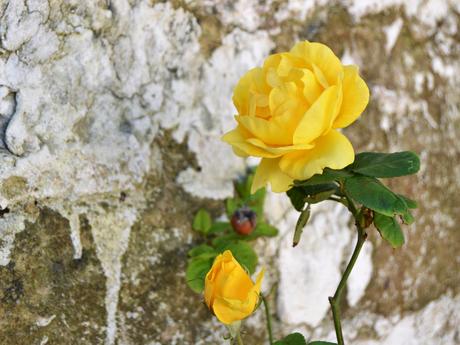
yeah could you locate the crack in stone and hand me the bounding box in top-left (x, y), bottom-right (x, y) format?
top-left (0, 86), bottom-right (17, 155)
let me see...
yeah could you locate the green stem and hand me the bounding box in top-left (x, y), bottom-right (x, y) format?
top-left (236, 333), bottom-right (244, 345)
top-left (262, 295), bottom-right (274, 345)
top-left (328, 193), bottom-right (367, 345)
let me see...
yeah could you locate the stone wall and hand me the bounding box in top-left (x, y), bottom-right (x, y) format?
top-left (0, 1), bottom-right (458, 344)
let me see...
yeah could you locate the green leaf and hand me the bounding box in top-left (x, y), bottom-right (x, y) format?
top-left (323, 167), bottom-right (355, 179)
top-left (308, 342), bottom-right (338, 345)
top-left (293, 205), bottom-right (311, 247)
top-left (305, 189), bottom-right (336, 204)
top-left (398, 194), bottom-right (418, 209)
top-left (274, 333), bottom-right (307, 345)
top-left (226, 198), bottom-right (240, 218)
top-left (220, 241), bottom-right (257, 274)
top-left (192, 209), bottom-right (212, 234)
top-left (300, 183), bottom-right (338, 197)
top-left (400, 209), bottom-right (415, 225)
top-left (288, 184), bottom-right (338, 211)
top-left (208, 221), bottom-right (231, 234)
top-left (247, 187), bottom-right (266, 218)
top-left (212, 234), bottom-right (240, 248)
top-left (235, 174), bottom-right (252, 200)
top-left (186, 255), bottom-right (215, 293)
top-left (344, 176), bottom-right (407, 217)
top-left (287, 187), bottom-right (307, 211)
top-left (252, 222), bottom-right (278, 237)
top-left (188, 244), bottom-right (216, 257)
top-left (349, 151), bottom-right (420, 178)
top-left (373, 212), bottom-right (405, 248)
top-left (396, 195), bottom-right (416, 224)
top-left (212, 223), bottom-right (277, 247)
top-left (294, 168), bottom-right (352, 186)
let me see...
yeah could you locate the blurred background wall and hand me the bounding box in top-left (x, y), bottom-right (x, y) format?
top-left (0, 0), bottom-right (458, 344)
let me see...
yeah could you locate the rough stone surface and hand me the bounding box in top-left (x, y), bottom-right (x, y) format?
top-left (0, 0), bottom-right (459, 344)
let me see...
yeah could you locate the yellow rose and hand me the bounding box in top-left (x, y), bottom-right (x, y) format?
top-left (222, 41), bottom-right (369, 193)
top-left (204, 250), bottom-right (264, 324)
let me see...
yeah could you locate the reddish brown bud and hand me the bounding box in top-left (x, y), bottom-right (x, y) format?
top-left (230, 207), bottom-right (257, 235)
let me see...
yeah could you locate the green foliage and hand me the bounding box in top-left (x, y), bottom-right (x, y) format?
top-left (293, 205), bottom-right (310, 247)
top-left (220, 241), bottom-right (258, 274)
top-left (279, 152), bottom-right (420, 345)
top-left (286, 151), bottom-right (420, 248)
top-left (186, 170), bottom-right (279, 293)
top-left (253, 222), bottom-right (278, 237)
top-left (235, 173), bottom-right (253, 200)
top-left (398, 194), bottom-right (418, 209)
top-left (288, 183), bottom-right (337, 211)
top-left (208, 222), bottom-right (231, 234)
top-left (186, 254), bottom-right (215, 293)
top-left (400, 209), bottom-right (415, 225)
top-left (306, 189), bottom-right (337, 204)
top-left (188, 244), bottom-right (216, 257)
top-left (192, 209), bottom-right (212, 234)
top-left (344, 176), bottom-right (408, 217)
top-left (211, 234), bottom-right (240, 248)
top-left (287, 187), bottom-right (306, 211)
top-left (373, 212), bottom-right (405, 248)
top-left (294, 168), bottom-right (352, 186)
top-left (348, 151), bottom-right (420, 178)
top-left (298, 183), bottom-right (338, 197)
top-left (233, 171), bottom-right (266, 218)
top-left (226, 198), bottom-right (240, 218)
top-left (274, 333), bottom-right (307, 345)
top-left (246, 187), bottom-right (266, 219)
top-left (211, 222), bottom-right (278, 248)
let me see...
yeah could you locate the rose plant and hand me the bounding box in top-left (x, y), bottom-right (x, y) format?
top-left (188, 40), bottom-right (420, 345)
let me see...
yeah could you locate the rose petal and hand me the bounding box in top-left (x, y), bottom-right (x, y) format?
top-left (236, 115), bottom-right (295, 146)
top-left (312, 63), bottom-right (329, 88)
top-left (293, 85), bottom-right (340, 145)
top-left (301, 69), bottom-right (323, 105)
top-left (333, 65), bottom-right (369, 128)
top-left (212, 268), bottom-right (263, 325)
top-left (269, 81), bottom-right (306, 118)
top-left (277, 54), bottom-right (306, 77)
top-left (251, 157), bottom-right (293, 193)
top-left (212, 296), bottom-right (255, 324)
top-left (220, 268), bottom-right (254, 302)
top-left (290, 41), bottom-right (343, 86)
top-left (222, 127), bottom-right (279, 158)
top-left (246, 138), bottom-right (314, 155)
top-left (205, 253), bottom-right (227, 308)
top-left (280, 130), bottom-right (354, 180)
top-left (233, 67), bottom-right (270, 116)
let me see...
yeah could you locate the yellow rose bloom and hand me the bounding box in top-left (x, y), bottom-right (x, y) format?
top-left (204, 250), bottom-right (264, 324)
top-left (222, 41), bottom-right (369, 193)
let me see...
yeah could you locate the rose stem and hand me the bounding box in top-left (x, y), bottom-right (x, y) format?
top-left (328, 193), bottom-right (367, 345)
top-left (236, 333), bottom-right (244, 345)
top-left (262, 295), bottom-right (274, 345)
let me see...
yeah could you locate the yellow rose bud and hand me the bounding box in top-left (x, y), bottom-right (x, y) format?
top-left (204, 250), bottom-right (264, 324)
top-left (222, 41), bottom-right (369, 193)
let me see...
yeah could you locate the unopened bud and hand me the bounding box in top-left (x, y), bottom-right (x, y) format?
top-left (230, 207), bottom-right (257, 235)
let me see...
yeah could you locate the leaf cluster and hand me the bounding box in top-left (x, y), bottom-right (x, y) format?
top-left (287, 151), bottom-right (420, 248)
top-left (274, 332), bottom-right (337, 345)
